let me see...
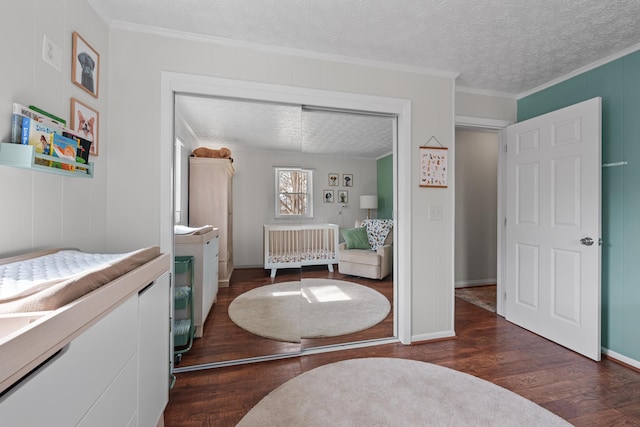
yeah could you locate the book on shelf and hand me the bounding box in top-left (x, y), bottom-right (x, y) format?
top-left (28, 105), bottom-right (66, 127)
top-left (63, 131), bottom-right (92, 172)
top-left (21, 116), bottom-right (61, 166)
top-left (11, 103), bottom-right (65, 144)
top-left (51, 134), bottom-right (77, 171)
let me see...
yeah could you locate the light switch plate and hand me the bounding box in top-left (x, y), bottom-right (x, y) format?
top-left (429, 205), bottom-right (443, 221)
top-left (42, 34), bottom-right (62, 72)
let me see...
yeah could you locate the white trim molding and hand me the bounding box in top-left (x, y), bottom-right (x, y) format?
top-left (456, 115), bottom-right (513, 129)
top-left (455, 279), bottom-right (497, 288)
top-left (412, 330), bottom-right (456, 343)
top-left (602, 348), bottom-right (640, 370)
top-left (160, 72), bottom-right (413, 356)
top-left (518, 42), bottom-right (640, 99)
top-left (108, 20), bottom-right (459, 82)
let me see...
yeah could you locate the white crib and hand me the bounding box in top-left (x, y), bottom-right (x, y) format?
top-left (264, 223), bottom-right (339, 278)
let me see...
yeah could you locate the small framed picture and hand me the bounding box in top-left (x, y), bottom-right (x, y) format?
top-left (328, 173), bottom-right (339, 186)
top-left (338, 190), bottom-right (349, 204)
top-left (71, 32), bottom-right (100, 98)
top-left (419, 146), bottom-right (448, 188)
top-left (71, 98), bottom-right (99, 156)
top-left (323, 190), bottom-right (334, 203)
top-left (343, 174), bottom-right (353, 187)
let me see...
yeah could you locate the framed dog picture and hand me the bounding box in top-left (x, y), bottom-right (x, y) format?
top-left (71, 32), bottom-right (100, 98)
top-left (71, 98), bottom-right (99, 156)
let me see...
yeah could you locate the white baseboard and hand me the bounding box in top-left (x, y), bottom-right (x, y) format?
top-left (455, 278), bottom-right (496, 288)
top-left (411, 330), bottom-right (455, 343)
top-left (602, 347), bottom-right (640, 370)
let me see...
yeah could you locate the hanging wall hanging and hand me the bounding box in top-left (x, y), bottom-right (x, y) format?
top-left (419, 136), bottom-right (448, 188)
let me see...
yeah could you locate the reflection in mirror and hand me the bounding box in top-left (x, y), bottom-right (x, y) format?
top-left (172, 95), bottom-right (395, 369)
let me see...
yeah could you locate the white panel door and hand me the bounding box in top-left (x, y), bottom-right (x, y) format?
top-left (505, 97), bottom-right (601, 361)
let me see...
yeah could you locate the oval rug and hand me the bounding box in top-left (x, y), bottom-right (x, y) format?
top-left (228, 279), bottom-right (390, 343)
top-left (237, 357), bottom-right (571, 427)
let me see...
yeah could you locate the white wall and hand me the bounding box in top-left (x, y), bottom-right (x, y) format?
top-left (106, 27), bottom-right (455, 340)
top-left (0, 0), bottom-right (109, 257)
top-left (232, 149), bottom-right (377, 267)
top-left (454, 129), bottom-right (498, 287)
top-left (455, 89), bottom-right (517, 122)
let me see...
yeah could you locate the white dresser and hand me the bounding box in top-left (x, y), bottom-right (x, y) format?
top-left (0, 271), bottom-right (170, 427)
top-left (175, 228), bottom-right (219, 337)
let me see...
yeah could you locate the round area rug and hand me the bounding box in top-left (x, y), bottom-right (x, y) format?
top-left (237, 358), bottom-right (571, 427)
top-left (228, 279), bottom-right (390, 343)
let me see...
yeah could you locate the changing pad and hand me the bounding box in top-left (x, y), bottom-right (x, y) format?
top-left (0, 247), bottom-right (160, 313)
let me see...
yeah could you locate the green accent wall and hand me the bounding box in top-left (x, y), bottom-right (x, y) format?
top-left (518, 50), bottom-right (640, 362)
top-left (377, 154), bottom-right (393, 219)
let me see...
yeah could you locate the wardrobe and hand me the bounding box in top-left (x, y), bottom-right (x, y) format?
top-left (189, 157), bottom-right (234, 287)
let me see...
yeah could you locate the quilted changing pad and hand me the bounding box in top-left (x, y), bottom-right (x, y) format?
top-left (0, 247), bottom-right (160, 313)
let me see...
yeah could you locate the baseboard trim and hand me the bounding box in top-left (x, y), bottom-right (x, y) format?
top-left (411, 330), bottom-right (456, 343)
top-left (602, 348), bottom-right (640, 371)
top-left (455, 279), bottom-right (496, 288)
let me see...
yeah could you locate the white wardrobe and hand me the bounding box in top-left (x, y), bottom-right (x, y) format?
top-left (189, 157), bottom-right (234, 287)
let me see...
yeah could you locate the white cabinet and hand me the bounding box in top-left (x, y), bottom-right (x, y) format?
top-left (138, 272), bottom-right (170, 427)
top-left (189, 157), bottom-right (233, 287)
top-left (175, 229), bottom-right (219, 337)
top-left (0, 273), bottom-right (170, 427)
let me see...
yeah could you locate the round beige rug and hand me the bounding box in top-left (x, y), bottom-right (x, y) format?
top-left (228, 279), bottom-right (391, 343)
top-left (237, 357), bottom-right (571, 426)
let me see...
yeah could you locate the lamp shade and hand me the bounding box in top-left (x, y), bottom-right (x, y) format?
top-left (360, 195), bottom-right (378, 210)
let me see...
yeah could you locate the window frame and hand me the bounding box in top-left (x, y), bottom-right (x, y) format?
top-left (274, 166), bottom-right (314, 219)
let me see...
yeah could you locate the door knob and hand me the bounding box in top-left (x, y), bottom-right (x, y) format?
top-left (580, 237), bottom-right (594, 246)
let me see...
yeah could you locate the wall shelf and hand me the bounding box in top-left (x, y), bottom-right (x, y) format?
top-left (0, 142), bottom-right (93, 178)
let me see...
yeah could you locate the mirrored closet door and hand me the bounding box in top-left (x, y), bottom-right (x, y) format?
top-left (171, 95), bottom-right (396, 370)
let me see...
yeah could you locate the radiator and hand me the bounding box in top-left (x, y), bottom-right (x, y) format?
top-left (264, 223), bottom-right (339, 278)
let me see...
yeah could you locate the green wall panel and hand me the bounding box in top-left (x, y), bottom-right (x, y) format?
top-left (518, 50), bottom-right (640, 362)
top-left (376, 154), bottom-right (393, 219)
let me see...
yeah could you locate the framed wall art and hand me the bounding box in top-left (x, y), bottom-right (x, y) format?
top-left (71, 31), bottom-right (100, 98)
top-left (323, 190), bottom-right (334, 203)
top-left (71, 98), bottom-right (99, 156)
top-left (343, 173), bottom-right (353, 187)
top-left (419, 146), bottom-right (448, 188)
top-left (328, 173), bottom-right (339, 186)
top-left (338, 190), bottom-right (349, 204)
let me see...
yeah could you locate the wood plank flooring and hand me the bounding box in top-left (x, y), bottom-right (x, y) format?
top-left (176, 266), bottom-right (394, 366)
top-left (165, 276), bottom-right (640, 426)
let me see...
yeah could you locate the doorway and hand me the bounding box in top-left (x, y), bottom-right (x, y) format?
top-left (453, 116), bottom-right (512, 317)
top-left (454, 128), bottom-right (499, 313)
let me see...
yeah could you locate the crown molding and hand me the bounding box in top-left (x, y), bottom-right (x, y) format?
top-left (109, 20), bottom-right (459, 80)
top-left (518, 42), bottom-right (640, 99)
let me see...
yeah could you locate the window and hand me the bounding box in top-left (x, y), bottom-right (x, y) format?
top-left (275, 167), bottom-right (313, 218)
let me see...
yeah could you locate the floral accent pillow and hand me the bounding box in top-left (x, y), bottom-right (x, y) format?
top-left (362, 219), bottom-right (394, 250)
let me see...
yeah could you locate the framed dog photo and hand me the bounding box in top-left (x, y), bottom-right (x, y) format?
top-left (323, 190), bottom-right (334, 203)
top-left (338, 190), bottom-right (348, 204)
top-left (71, 98), bottom-right (99, 156)
top-left (71, 32), bottom-right (100, 98)
top-left (328, 173), bottom-right (339, 186)
top-left (343, 174), bottom-right (353, 187)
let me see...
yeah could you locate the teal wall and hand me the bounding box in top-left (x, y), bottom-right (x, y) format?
top-left (518, 50), bottom-right (640, 362)
top-left (376, 154), bottom-right (393, 219)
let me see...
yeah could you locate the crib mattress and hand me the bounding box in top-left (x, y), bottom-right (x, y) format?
top-left (0, 246), bottom-right (160, 313)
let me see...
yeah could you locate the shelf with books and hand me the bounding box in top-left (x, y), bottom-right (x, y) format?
top-left (0, 142), bottom-right (93, 178)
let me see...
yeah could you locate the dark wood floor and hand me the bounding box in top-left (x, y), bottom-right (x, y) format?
top-left (165, 284), bottom-right (640, 426)
top-left (176, 266), bottom-right (394, 366)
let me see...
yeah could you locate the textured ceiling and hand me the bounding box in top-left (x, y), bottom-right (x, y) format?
top-left (90, 0), bottom-right (640, 94)
top-left (91, 0), bottom-right (640, 157)
top-left (175, 96), bottom-right (394, 158)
